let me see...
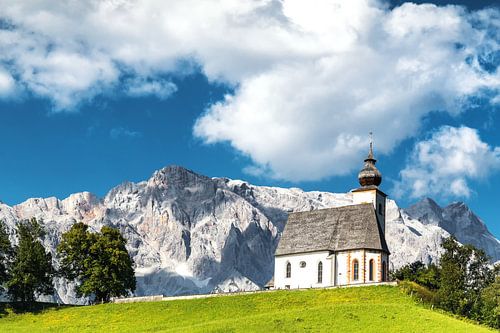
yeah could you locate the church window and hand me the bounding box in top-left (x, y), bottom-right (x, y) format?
top-left (300, 261), bottom-right (306, 268)
top-left (382, 261), bottom-right (387, 282)
top-left (353, 259), bottom-right (359, 281)
top-left (286, 262), bottom-right (291, 278)
top-left (317, 262), bottom-right (323, 283)
top-left (369, 259), bottom-right (374, 281)
top-left (378, 203), bottom-right (383, 215)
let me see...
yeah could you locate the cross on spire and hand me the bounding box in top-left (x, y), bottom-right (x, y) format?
top-left (368, 132), bottom-right (374, 160)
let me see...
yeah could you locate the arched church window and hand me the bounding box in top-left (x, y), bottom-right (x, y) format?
top-left (353, 259), bottom-right (359, 281)
top-left (382, 261), bottom-right (387, 282)
top-left (317, 261), bottom-right (323, 283)
top-left (369, 259), bottom-right (374, 281)
top-left (286, 262), bottom-right (291, 278)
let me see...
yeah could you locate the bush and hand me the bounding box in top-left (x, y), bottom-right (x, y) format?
top-left (399, 280), bottom-right (438, 305)
top-left (391, 261), bottom-right (440, 290)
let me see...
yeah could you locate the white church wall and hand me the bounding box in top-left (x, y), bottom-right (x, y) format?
top-left (337, 250), bottom-right (363, 285)
top-left (364, 251), bottom-right (382, 283)
top-left (337, 250), bottom-right (389, 285)
top-left (336, 252), bottom-right (347, 285)
top-left (352, 189), bottom-right (376, 206)
top-left (274, 251), bottom-right (332, 289)
top-left (275, 250), bottom-right (390, 289)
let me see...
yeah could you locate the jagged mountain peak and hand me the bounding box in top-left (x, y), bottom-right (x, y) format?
top-left (404, 197), bottom-right (443, 224)
top-left (422, 197), bottom-right (440, 206)
top-left (445, 201), bottom-right (469, 212)
top-left (159, 164), bottom-right (192, 173)
top-left (402, 196), bottom-right (498, 260)
top-left (105, 181), bottom-right (144, 200)
top-left (443, 202), bottom-right (474, 221)
top-left (442, 202), bottom-right (488, 234)
top-left (148, 165), bottom-right (214, 190)
top-left (61, 192), bottom-right (101, 216)
top-left (63, 191), bottom-right (100, 205)
top-left (14, 191), bottom-right (100, 209)
top-left (15, 196), bottom-right (59, 207)
top-left (414, 197), bottom-right (442, 210)
top-left (153, 165), bottom-right (208, 181)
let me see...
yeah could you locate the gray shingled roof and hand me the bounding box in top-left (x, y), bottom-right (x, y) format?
top-left (275, 203), bottom-right (389, 256)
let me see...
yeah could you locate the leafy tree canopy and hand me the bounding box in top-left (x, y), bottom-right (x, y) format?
top-left (479, 275), bottom-right (500, 329)
top-left (437, 237), bottom-right (494, 316)
top-left (57, 223), bottom-right (136, 303)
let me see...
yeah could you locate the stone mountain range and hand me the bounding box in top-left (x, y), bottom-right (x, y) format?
top-left (0, 165), bottom-right (498, 304)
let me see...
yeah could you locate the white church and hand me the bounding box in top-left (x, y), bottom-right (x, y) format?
top-left (273, 141), bottom-right (390, 289)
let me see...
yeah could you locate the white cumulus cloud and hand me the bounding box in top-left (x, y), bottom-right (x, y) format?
top-left (0, 1), bottom-right (498, 180)
top-left (125, 77), bottom-right (177, 100)
top-left (0, 67), bottom-right (15, 96)
top-left (393, 126), bottom-right (500, 199)
top-left (193, 2), bottom-right (500, 181)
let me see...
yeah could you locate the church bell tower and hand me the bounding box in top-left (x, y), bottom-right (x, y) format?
top-left (351, 134), bottom-right (387, 233)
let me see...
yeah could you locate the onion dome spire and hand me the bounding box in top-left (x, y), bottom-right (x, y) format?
top-left (358, 133), bottom-right (382, 187)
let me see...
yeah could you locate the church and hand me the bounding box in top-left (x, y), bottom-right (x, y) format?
top-left (273, 141), bottom-right (390, 289)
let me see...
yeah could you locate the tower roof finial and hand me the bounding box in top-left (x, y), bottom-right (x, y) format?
top-left (358, 131), bottom-right (382, 187)
top-left (368, 132), bottom-right (374, 159)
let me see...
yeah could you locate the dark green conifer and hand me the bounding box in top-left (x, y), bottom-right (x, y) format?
top-left (7, 218), bottom-right (54, 303)
top-left (0, 220), bottom-right (13, 288)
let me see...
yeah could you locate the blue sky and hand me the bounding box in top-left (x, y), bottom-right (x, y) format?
top-left (0, 1), bottom-right (499, 238)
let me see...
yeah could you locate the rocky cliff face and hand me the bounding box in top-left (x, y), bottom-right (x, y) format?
top-left (403, 198), bottom-right (500, 262)
top-left (0, 166), bottom-right (498, 303)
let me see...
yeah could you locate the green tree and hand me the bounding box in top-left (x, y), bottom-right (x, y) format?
top-left (0, 220), bottom-right (13, 288)
top-left (478, 275), bottom-right (499, 329)
top-left (6, 218), bottom-right (54, 303)
top-left (57, 223), bottom-right (136, 303)
top-left (437, 237), bottom-right (469, 314)
top-left (57, 222), bottom-right (94, 281)
top-left (466, 246), bottom-right (494, 320)
top-left (437, 237), bottom-right (493, 316)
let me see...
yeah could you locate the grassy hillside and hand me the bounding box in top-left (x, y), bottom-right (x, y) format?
top-left (0, 286), bottom-right (494, 332)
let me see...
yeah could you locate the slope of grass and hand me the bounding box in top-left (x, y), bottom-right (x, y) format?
top-left (0, 286), bottom-right (494, 332)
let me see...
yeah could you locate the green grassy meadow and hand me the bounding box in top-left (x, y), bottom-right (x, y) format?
top-left (0, 286), bottom-right (494, 332)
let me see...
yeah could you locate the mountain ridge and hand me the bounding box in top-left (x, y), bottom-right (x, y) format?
top-left (0, 165), bottom-right (498, 304)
